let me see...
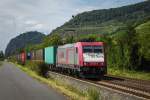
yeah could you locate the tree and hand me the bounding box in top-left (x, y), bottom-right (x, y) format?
top-left (43, 34), bottom-right (63, 47)
top-left (64, 35), bottom-right (74, 43)
top-left (0, 51), bottom-right (4, 61)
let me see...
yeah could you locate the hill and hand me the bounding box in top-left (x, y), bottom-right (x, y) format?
top-left (50, 0), bottom-right (150, 37)
top-left (5, 31), bottom-right (45, 57)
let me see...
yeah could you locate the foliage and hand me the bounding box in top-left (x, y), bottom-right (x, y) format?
top-left (135, 21), bottom-right (150, 70)
top-left (106, 27), bottom-right (138, 70)
top-left (108, 67), bottom-right (150, 80)
top-left (136, 21), bottom-right (150, 59)
top-left (0, 51), bottom-right (5, 61)
top-left (103, 24), bottom-right (149, 71)
top-left (43, 34), bottom-right (63, 47)
top-left (64, 35), bottom-right (75, 44)
top-left (87, 88), bottom-right (100, 100)
top-left (25, 61), bottom-right (49, 77)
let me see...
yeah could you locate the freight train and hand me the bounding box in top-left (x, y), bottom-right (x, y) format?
top-left (14, 42), bottom-right (107, 79)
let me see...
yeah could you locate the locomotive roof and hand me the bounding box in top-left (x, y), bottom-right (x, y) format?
top-left (58, 43), bottom-right (75, 48)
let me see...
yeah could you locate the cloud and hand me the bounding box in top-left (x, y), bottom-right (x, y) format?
top-left (0, 0), bottom-right (144, 52)
top-left (24, 20), bottom-right (37, 25)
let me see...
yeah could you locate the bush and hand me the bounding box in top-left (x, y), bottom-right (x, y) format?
top-left (25, 61), bottom-right (49, 77)
top-left (38, 63), bottom-right (49, 77)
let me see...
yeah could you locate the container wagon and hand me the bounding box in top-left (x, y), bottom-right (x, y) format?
top-left (26, 52), bottom-right (31, 60)
top-left (31, 49), bottom-right (44, 62)
top-left (44, 46), bottom-right (57, 70)
top-left (17, 51), bottom-right (26, 65)
top-left (35, 49), bottom-right (44, 62)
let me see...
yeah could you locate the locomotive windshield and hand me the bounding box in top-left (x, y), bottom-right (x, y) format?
top-left (83, 46), bottom-right (104, 62)
top-left (83, 46), bottom-right (103, 53)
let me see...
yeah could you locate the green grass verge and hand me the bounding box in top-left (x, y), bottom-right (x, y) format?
top-left (14, 63), bottom-right (100, 100)
top-left (108, 67), bottom-right (150, 80)
top-left (0, 61), bottom-right (2, 67)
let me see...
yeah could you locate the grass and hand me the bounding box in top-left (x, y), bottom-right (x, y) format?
top-left (14, 63), bottom-right (100, 100)
top-left (108, 67), bottom-right (150, 80)
top-left (87, 88), bottom-right (100, 100)
top-left (0, 61), bottom-right (2, 67)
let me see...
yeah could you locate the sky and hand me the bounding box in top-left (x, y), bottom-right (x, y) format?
top-left (0, 0), bottom-right (144, 52)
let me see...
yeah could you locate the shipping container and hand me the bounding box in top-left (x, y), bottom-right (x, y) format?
top-left (44, 46), bottom-right (57, 64)
top-left (31, 51), bottom-right (36, 60)
top-left (35, 49), bottom-right (44, 61)
top-left (16, 54), bottom-right (20, 62)
top-left (26, 52), bottom-right (31, 60)
top-left (21, 52), bottom-right (26, 64)
top-left (30, 49), bottom-right (44, 61)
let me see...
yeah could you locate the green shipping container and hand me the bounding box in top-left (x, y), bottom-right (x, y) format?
top-left (44, 46), bottom-right (57, 64)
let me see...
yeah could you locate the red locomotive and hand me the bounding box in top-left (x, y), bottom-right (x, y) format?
top-left (57, 42), bottom-right (107, 78)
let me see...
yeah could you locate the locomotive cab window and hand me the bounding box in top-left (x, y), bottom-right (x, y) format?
top-left (94, 46), bottom-right (103, 53)
top-left (83, 46), bottom-right (92, 53)
top-left (83, 46), bottom-right (103, 53)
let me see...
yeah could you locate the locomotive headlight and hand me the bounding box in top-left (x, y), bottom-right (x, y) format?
top-left (96, 62), bottom-right (99, 65)
top-left (84, 62), bottom-right (87, 65)
top-left (100, 62), bottom-right (104, 65)
top-left (84, 62), bottom-right (90, 65)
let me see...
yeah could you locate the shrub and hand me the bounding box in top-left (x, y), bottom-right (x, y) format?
top-left (25, 61), bottom-right (49, 77)
top-left (37, 62), bottom-right (49, 77)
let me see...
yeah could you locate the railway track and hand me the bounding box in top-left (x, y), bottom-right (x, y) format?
top-left (87, 75), bottom-right (150, 99)
top-left (103, 75), bottom-right (150, 93)
top-left (97, 75), bottom-right (150, 99)
top-left (49, 71), bottom-right (150, 100)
